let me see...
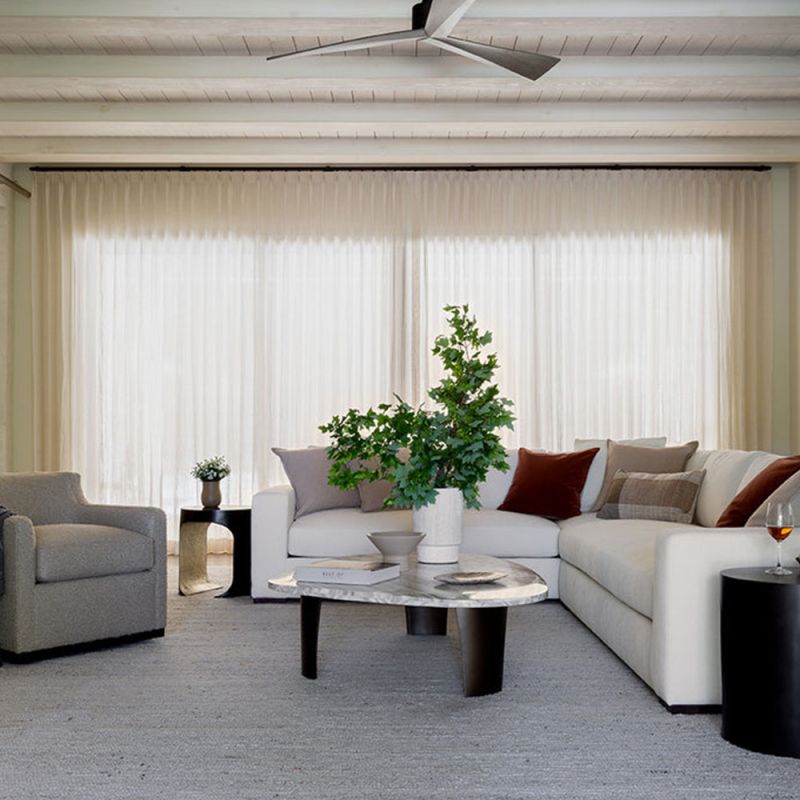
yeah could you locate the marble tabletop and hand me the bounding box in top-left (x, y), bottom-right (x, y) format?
top-left (268, 554), bottom-right (548, 609)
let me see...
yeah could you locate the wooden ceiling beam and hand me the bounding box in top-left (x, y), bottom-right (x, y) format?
top-left (1, 135), bottom-right (798, 165)
top-left (0, 101), bottom-right (796, 138)
top-left (2, 55), bottom-right (797, 82)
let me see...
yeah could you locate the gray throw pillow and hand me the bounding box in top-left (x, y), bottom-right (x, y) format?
top-left (272, 447), bottom-right (360, 518)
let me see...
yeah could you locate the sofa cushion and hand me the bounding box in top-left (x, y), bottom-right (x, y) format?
top-left (558, 514), bottom-right (689, 619)
top-left (287, 507), bottom-right (559, 559)
top-left (477, 449), bottom-right (519, 510)
top-left (693, 449), bottom-right (764, 527)
top-left (716, 455), bottom-right (800, 528)
top-left (289, 509), bottom-right (413, 557)
top-left (35, 524), bottom-right (154, 583)
top-left (499, 448), bottom-right (599, 520)
top-left (462, 510), bottom-right (559, 558)
top-left (575, 437), bottom-right (667, 512)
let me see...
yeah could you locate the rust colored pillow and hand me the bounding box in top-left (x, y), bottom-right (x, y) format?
top-left (716, 455), bottom-right (800, 527)
top-left (498, 447), bottom-right (600, 520)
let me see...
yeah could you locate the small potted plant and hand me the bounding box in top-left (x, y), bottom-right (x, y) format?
top-left (191, 456), bottom-right (231, 509)
top-left (321, 305), bottom-right (514, 563)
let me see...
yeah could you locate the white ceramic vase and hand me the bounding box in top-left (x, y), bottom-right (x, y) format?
top-left (414, 487), bottom-right (464, 564)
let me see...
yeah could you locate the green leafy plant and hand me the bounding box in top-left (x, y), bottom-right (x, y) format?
top-left (190, 456), bottom-right (231, 482)
top-left (320, 305), bottom-right (515, 510)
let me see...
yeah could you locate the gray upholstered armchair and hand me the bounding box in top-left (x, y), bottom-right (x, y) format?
top-left (0, 472), bottom-right (166, 660)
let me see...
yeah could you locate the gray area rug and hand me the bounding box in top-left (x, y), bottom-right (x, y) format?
top-left (0, 556), bottom-right (797, 800)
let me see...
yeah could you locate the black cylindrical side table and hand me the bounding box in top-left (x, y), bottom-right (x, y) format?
top-left (721, 567), bottom-right (800, 758)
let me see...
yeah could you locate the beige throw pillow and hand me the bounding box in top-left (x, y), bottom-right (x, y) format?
top-left (597, 470), bottom-right (706, 524)
top-left (575, 437), bottom-right (667, 512)
top-left (591, 440), bottom-right (699, 512)
top-left (746, 471), bottom-right (800, 527)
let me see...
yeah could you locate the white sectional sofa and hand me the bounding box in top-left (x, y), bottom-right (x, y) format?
top-left (251, 446), bottom-right (800, 711)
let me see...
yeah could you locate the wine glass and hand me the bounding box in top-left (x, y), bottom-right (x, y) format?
top-left (765, 501), bottom-right (794, 576)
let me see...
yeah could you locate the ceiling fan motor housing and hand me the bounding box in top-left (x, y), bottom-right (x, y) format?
top-left (412, 0), bottom-right (433, 30)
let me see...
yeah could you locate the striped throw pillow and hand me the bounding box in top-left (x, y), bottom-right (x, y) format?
top-left (597, 470), bottom-right (706, 524)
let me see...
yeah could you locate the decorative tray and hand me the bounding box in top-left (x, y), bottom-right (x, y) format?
top-left (434, 570), bottom-right (507, 585)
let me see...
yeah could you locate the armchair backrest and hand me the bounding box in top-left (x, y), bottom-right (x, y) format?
top-left (0, 472), bottom-right (87, 525)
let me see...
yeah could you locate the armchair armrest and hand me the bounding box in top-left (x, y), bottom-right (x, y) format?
top-left (75, 503), bottom-right (166, 541)
top-left (251, 484), bottom-right (295, 600)
top-left (0, 515), bottom-right (36, 652)
top-left (651, 526), bottom-right (800, 707)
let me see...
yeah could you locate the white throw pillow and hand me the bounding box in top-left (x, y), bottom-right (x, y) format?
top-left (574, 437), bottom-right (667, 512)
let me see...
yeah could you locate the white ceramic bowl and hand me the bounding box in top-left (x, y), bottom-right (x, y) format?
top-left (367, 531), bottom-right (425, 568)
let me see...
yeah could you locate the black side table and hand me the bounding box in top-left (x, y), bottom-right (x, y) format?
top-left (721, 567), bottom-right (800, 758)
top-left (179, 506), bottom-right (252, 598)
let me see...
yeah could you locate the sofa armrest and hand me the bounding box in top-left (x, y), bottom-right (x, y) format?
top-left (251, 485), bottom-right (295, 600)
top-left (651, 526), bottom-right (800, 707)
top-left (0, 515), bottom-right (37, 652)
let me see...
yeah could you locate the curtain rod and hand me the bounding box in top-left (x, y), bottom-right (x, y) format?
top-left (30, 165), bottom-right (772, 173)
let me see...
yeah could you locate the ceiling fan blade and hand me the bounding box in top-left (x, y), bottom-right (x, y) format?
top-left (428, 37), bottom-right (560, 81)
top-left (423, 0), bottom-right (477, 38)
top-left (267, 29), bottom-right (425, 61)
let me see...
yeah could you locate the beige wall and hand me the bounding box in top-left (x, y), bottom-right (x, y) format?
top-left (5, 165), bottom-right (799, 470)
top-left (791, 165), bottom-right (800, 454)
top-left (0, 165), bottom-right (11, 471)
top-left (9, 165), bottom-right (32, 471)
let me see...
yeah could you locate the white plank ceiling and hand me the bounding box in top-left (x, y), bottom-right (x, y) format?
top-left (0, 0), bottom-right (798, 164)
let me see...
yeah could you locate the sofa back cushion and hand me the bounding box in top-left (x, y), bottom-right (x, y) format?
top-left (477, 449), bottom-right (519, 510)
top-left (692, 449), bottom-right (764, 527)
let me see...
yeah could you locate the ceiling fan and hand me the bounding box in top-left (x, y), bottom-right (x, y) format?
top-left (266, 0), bottom-right (560, 83)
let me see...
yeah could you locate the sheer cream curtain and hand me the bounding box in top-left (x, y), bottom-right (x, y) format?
top-left (31, 169), bottom-right (772, 550)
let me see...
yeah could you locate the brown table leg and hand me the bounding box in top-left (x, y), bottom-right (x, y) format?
top-left (301, 596), bottom-right (322, 679)
top-left (456, 606), bottom-right (508, 697)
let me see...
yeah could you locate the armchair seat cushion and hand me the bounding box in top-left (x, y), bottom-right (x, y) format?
top-left (35, 524), bottom-right (155, 583)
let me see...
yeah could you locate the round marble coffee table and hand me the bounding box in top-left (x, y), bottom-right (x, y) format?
top-left (269, 554), bottom-right (548, 697)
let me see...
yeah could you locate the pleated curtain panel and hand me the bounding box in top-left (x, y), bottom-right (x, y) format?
top-left (31, 169), bottom-right (773, 550)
